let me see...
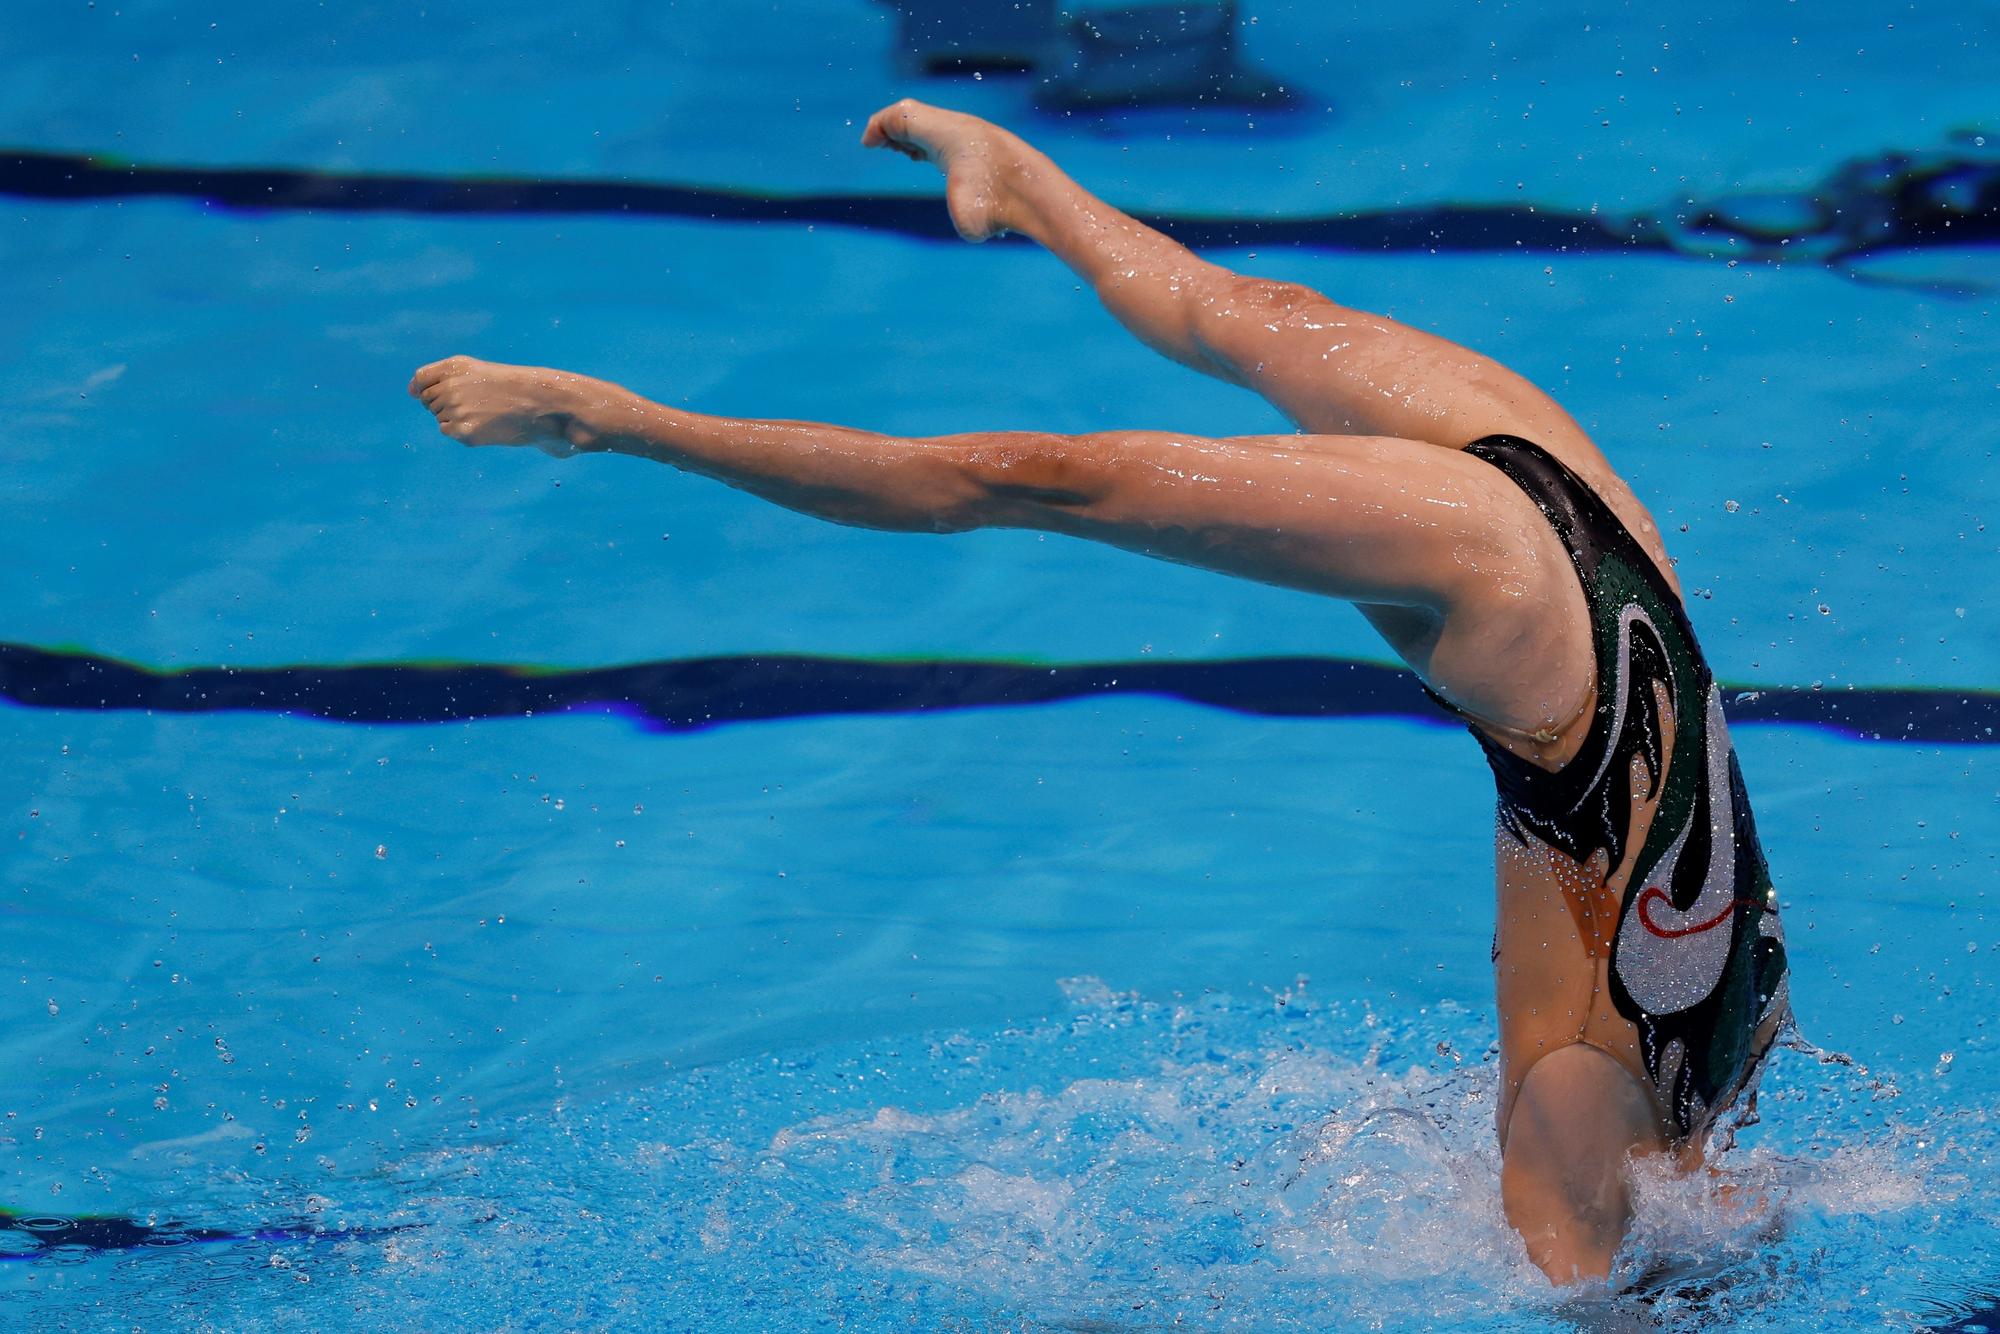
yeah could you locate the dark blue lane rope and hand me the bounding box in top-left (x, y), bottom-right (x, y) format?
top-left (0, 146), bottom-right (1639, 253)
top-left (0, 642), bottom-right (1989, 744)
top-left (0, 1206), bottom-right (416, 1259)
top-left (1, 139), bottom-right (1992, 267)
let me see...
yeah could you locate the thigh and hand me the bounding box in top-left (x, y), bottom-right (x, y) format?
top-left (1200, 279), bottom-right (1630, 486)
top-left (972, 427), bottom-right (1595, 738)
top-left (1205, 282), bottom-right (1684, 592)
top-left (1202, 280), bottom-right (1552, 442)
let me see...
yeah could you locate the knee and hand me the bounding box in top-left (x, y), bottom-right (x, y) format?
top-left (1215, 274), bottom-right (1322, 321)
top-left (956, 433), bottom-right (1118, 523)
top-left (1189, 275), bottom-right (1328, 369)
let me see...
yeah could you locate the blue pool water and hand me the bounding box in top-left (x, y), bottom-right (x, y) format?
top-left (2, 1), bottom-right (1996, 1327)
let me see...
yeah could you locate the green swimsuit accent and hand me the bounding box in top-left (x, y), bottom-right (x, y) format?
top-left (1456, 435), bottom-right (1791, 1143)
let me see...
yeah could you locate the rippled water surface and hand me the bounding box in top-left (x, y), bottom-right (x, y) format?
top-left (2, 0), bottom-right (1994, 1328)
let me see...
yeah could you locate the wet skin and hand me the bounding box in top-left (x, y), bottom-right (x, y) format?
top-left (413, 98), bottom-right (1734, 1283)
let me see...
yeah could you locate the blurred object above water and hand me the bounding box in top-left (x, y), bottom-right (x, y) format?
top-left (1040, 1), bottom-right (1286, 108)
top-left (1629, 129), bottom-right (1999, 268)
top-left (877, 0), bottom-right (1285, 108)
top-left (878, 0), bottom-right (1053, 76)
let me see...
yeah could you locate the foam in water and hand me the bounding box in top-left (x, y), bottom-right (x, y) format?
top-left (394, 981), bottom-right (1956, 1330)
top-left (3, 979), bottom-right (1970, 1332)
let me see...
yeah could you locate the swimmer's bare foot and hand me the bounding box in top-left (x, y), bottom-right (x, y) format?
top-left (408, 356), bottom-right (600, 456)
top-left (860, 98), bottom-right (1036, 242)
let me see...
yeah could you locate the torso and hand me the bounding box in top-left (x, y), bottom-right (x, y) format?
top-left (1444, 436), bottom-right (1792, 1146)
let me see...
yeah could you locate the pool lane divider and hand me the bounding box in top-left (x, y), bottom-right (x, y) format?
top-left (0, 1205), bottom-right (415, 1259)
top-left (0, 147), bottom-right (1647, 254)
top-left (0, 642), bottom-right (1990, 745)
top-left (3, 140), bottom-right (1993, 266)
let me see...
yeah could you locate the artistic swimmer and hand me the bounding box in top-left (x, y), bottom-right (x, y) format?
top-left (410, 100), bottom-right (1790, 1283)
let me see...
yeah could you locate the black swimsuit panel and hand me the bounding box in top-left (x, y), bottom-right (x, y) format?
top-left (1456, 435), bottom-right (1790, 1143)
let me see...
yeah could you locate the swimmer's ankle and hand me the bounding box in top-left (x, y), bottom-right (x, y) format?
top-left (982, 132), bottom-right (1073, 236)
top-left (542, 372), bottom-right (614, 453)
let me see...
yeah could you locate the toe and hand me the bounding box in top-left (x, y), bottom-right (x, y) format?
top-left (861, 98), bottom-right (923, 151)
top-left (410, 355), bottom-right (470, 395)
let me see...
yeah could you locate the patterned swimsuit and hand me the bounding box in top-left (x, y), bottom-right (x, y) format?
top-left (1453, 435), bottom-right (1791, 1143)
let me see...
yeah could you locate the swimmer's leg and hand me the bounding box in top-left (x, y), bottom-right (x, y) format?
top-left (410, 354), bottom-right (1588, 734)
top-left (861, 100), bottom-right (1592, 456)
top-left (1501, 1043), bottom-right (1671, 1283)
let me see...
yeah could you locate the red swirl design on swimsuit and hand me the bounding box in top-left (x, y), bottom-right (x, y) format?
top-left (1636, 885), bottom-right (1753, 939)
